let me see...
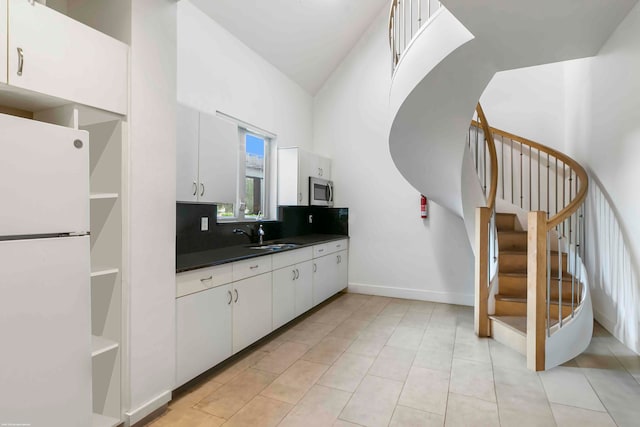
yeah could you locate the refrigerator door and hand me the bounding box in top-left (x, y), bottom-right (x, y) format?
top-left (0, 236), bottom-right (92, 427)
top-left (0, 113), bottom-right (89, 237)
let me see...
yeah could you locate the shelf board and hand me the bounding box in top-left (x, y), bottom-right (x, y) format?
top-left (90, 193), bottom-right (119, 200)
top-left (92, 335), bottom-right (119, 358)
top-left (91, 267), bottom-right (120, 278)
top-left (92, 413), bottom-right (121, 427)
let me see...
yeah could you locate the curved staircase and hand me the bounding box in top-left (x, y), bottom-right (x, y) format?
top-left (384, 0), bottom-right (634, 370)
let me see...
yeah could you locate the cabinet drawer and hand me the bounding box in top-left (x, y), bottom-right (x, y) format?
top-left (232, 256), bottom-right (272, 281)
top-left (313, 239), bottom-right (348, 258)
top-left (272, 247), bottom-right (313, 270)
top-left (176, 264), bottom-right (233, 298)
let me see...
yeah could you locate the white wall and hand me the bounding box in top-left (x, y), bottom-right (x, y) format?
top-left (480, 62), bottom-right (566, 151)
top-left (564, 2), bottom-right (640, 353)
top-left (313, 9), bottom-right (474, 305)
top-left (177, 1), bottom-right (313, 151)
top-left (126, 0), bottom-right (177, 422)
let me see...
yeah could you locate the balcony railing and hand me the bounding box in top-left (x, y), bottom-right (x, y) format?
top-left (388, 0), bottom-right (442, 73)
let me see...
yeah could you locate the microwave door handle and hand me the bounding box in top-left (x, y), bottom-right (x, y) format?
top-left (328, 182), bottom-right (333, 203)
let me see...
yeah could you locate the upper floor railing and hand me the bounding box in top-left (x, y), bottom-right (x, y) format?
top-left (388, 0), bottom-right (442, 73)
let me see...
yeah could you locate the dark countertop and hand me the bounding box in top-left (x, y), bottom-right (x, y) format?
top-left (176, 234), bottom-right (349, 273)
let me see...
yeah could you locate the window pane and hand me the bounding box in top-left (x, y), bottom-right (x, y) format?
top-left (217, 203), bottom-right (234, 218)
top-left (245, 134), bottom-right (265, 218)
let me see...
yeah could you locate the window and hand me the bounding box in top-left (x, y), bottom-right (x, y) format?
top-left (217, 129), bottom-right (272, 221)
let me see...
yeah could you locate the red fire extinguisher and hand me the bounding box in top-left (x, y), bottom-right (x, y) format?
top-left (421, 195), bottom-right (428, 219)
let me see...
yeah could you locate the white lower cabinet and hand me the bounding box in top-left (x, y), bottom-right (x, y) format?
top-left (272, 259), bottom-right (314, 329)
top-left (272, 266), bottom-right (297, 330)
top-left (176, 285), bottom-right (232, 388)
top-left (313, 246), bottom-right (349, 305)
top-left (232, 273), bottom-right (272, 353)
top-left (313, 253), bottom-right (339, 305)
top-left (295, 260), bottom-right (314, 316)
top-left (175, 240), bottom-right (348, 388)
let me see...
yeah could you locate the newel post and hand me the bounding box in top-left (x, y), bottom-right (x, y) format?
top-left (474, 207), bottom-right (490, 337)
top-left (527, 211), bottom-right (547, 371)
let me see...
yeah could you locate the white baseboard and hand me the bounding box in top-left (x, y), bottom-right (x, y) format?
top-left (348, 282), bottom-right (473, 306)
top-left (126, 390), bottom-right (172, 426)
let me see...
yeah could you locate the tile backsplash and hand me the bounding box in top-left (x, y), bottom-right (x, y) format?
top-left (176, 203), bottom-right (348, 255)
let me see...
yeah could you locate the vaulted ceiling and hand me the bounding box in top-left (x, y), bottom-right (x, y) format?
top-left (189, 0), bottom-right (389, 94)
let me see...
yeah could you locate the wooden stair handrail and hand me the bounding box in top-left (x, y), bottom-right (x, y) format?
top-left (475, 104), bottom-right (499, 212)
top-left (469, 121), bottom-right (588, 230)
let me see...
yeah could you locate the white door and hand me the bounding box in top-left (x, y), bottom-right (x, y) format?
top-left (176, 284), bottom-right (232, 387)
top-left (8, 0), bottom-right (128, 114)
top-left (176, 104), bottom-right (199, 202)
top-left (233, 273), bottom-right (272, 353)
top-left (0, 0), bottom-right (7, 84)
top-left (272, 266), bottom-right (296, 330)
top-left (0, 114), bottom-right (89, 236)
top-left (199, 112), bottom-right (238, 204)
top-left (277, 147), bottom-right (302, 206)
top-left (0, 236), bottom-right (92, 427)
top-left (295, 260), bottom-right (314, 316)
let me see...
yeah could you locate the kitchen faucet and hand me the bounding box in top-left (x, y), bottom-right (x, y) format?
top-left (233, 224), bottom-right (265, 245)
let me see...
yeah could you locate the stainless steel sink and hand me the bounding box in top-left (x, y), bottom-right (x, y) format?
top-left (248, 243), bottom-right (299, 250)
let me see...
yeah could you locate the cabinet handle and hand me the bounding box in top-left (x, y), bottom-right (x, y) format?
top-left (200, 275), bottom-right (213, 284)
top-left (337, 255), bottom-right (341, 264)
top-left (17, 48), bottom-right (24, 76)
top-left (234, 289), bottom-right (239, 303)
top-left (298, 192), bottom-right (303, 202)
top-left (296, 269), bottom-right (300, 279)
top-left (200, 183), bottom-right (205, 197)
top-left (318, 249), bottom-right (324, 253)
top-left (249, 264), bottom-right (259, 270)
top-left (292, 269), bottom-right (297, 281)
top-left (192, 181), bottom-right (197, 196)
top-left (313, 263), bottom-right (317, 273)
top-left (227, 290), bottom-right (232, 305)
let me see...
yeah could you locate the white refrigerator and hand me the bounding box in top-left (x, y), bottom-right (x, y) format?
top-left (0, 113), bottom-right (92, 426)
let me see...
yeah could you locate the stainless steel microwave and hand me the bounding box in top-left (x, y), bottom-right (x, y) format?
top-left (309, 177), bottom-right (334, 207)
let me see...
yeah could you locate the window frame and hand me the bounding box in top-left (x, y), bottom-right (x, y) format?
top-left (216, 126), bottom-right (273, 222)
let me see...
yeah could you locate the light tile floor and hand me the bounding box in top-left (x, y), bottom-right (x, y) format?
top-left (148, 293), bottom-right (640, 427)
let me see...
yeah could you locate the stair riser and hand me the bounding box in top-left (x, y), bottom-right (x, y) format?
top-left (496, 214), bottom-right (517, 231)
top-left (499, 276), bottom-right (579, 299)
top-left (490, 319), bottom-right (526, 355)
top-left (499, 253), bottom-right (568, 274)
top-left (498, 233), bottom-right (527, 251)
top-left (494, 300), bottom-right (573, 317)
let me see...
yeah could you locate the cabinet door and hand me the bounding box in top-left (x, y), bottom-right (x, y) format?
top-left (0, 0), bottom-right (6, 84)
top-left (313, 254), bottom-right (338, 306)
top-left (295, 260), bottom-right (314, 316)
top-left (297, 149), bottom-right (312, 205)
top-left (317, 156), bottom-right (331, 180)
top-left (8, 0), bottom-right (128, 114)
top-left (176, 285), bottom-right (232, 387)
top-left (233, 273), bottom-right (272, 353)
top-left (272, 267), bottom-right (296, 330)
top-left (277, 147), bottom-right (302, 206)
top-left (336, 250), bottom-right (349, 294)
top-left (176, 105), bottom-right (199, 202)
top-left (199, 112), bottom-right (238, 204)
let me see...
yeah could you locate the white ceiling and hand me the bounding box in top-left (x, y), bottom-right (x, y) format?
top-left (189, 0), bottom-right (389, 95)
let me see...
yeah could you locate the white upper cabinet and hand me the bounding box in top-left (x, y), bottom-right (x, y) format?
top-left (199, 112), bottom-right (238, 204)
top-left (176, 104), bottom-right (200, 202)
top-left (278, 147), bottom-right (331, 206)
top-left (7, 0), bottom-right (128, 114)
top-left (176, 106), bottom-right (239, 204)
top-left (0, 0), bottom-right (6, 84)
